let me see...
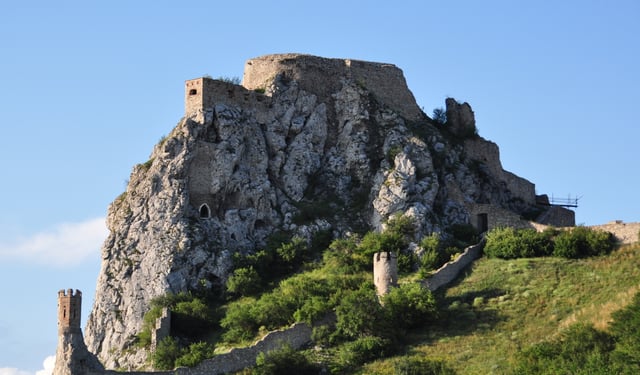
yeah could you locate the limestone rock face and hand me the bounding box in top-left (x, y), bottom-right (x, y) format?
top-left (53, 332), bottom-right (104, 375)
top-left (84, 54), bottom-right (537, 369)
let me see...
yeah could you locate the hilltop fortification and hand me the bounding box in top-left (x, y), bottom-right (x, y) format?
top-left (83, 53), bottom-right (570, 369)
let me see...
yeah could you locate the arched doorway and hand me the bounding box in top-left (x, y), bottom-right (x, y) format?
top-left (199, 204), bottom-right (210, 218)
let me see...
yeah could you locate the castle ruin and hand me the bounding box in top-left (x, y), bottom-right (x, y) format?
top-left (53, 289), bottom-right (104, 375)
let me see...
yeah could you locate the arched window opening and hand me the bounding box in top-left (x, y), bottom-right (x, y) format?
top-left (189, 89), bottom-right (198, 95)
top-left (199, 204), bottom-right (210, 218)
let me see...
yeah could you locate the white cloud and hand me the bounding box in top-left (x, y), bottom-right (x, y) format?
top-left (0, 368), bottom-right (31, 375)
top-left (35, 356), bottom-right (55, 375)
top-left (0, 355), bottom-right (55, 375)
top-left (0, 218), bottom-right (108, 267)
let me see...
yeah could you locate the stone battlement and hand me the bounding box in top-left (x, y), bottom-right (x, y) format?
top-left (58, 288), bottom-right (82, 298)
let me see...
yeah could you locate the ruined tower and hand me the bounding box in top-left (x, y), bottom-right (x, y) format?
top-left (373, 251), bottom-right (398, 296)
top-left (58, 289), bottom-right (82, 334)
top-left (53, 289), bottom-right (104, 375)
top-left (184, 76), bottom-right (265, 116)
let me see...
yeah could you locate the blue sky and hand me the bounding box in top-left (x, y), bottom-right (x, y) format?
top-left (1, 1), bottom-right (638, 373)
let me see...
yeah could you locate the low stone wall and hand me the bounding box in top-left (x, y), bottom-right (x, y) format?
top-left (590, 221), bottom-right (640, 245)
top-left (422, 240), bottom-right (485, 292)
top-left (176, 322), bottom-right (312, 375)
top-left (81, 323), bottom-right (311, 375)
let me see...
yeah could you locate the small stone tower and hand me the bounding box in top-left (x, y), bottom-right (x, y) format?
top-left (53, 289), bottom-right (104, 375)
top-left (58, 289), bottom-right (82, 334)
top-left (373, 251), bottom-right (398, 296)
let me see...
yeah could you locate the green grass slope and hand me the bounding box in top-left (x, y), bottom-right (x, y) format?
top-left (360, 243), bottom-right (640, 374)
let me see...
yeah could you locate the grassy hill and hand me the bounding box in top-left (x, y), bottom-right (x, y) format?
top-left (359, 242), bottom-right (640, 374)
top-left (144, 221), bottom-right (640, 374)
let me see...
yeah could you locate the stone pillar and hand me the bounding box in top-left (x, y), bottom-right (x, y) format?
top-left (373, 252), bottom-right (398, 296)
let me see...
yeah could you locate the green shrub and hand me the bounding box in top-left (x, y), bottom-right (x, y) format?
top-left (138, 292), bottom-right (212, 347)
top-left (137, 305), bottom-right (163, 347)
top-left (293, 296), bottom-right (330, 324)
top-left (253, 344), bottom-right (320, 375)
top-left (609, 293), bottom-right (640, 371)
top-left (152, 336), bottom-right (181, 370)
top-left (394, 356), bottom-right (457, 375)
top-left (485, 227), bottom-right (552, 259)
top-left (172, 297), bottom-right (213, 337)
top-left (385, 214), bottom-right (417, 238)
top-left (357, 231), bottom-right (407, 271)
top-left (335, 285), bottom-right (385, 340)
top-left (484, 227), bottom-right (523, 259)
top-left (226, 266), bottom-right (262, 296)
top-left (220, 298), bottom-right (260, 343)
top-left (432, 107), bottom-right (447, 125)
top-left (175, 341), bottom-right (214, 368)
top-left (419, 233), bottom-right (444, 275)
top-left (333, 336), bottom-right (392, 372)
top-left (553, 226), bottom-right (615, 258)
top-left (217, 76), bottom-right (241, 84)
top-left (322, 236), bottom-right (360, 273)
top-left (383, 283), bottom-right (438, 329)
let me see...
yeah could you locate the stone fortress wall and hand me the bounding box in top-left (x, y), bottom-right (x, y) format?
top-left (590, 220), bottom-right (640, 245)
top-left (184, 77), bottom-right (269, 116)
top-left (241, 53), bottom-right (424, 122)
top-left (463, 137), bottom-right (536, 207)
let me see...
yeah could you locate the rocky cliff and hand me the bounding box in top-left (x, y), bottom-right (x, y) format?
top-left (85, 54), bottom-right (541, 369)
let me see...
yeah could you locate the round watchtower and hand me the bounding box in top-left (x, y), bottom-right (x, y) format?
top-left (373, 252), bottom-right (398, 296)
top-left (58, 289), bottom-right (82, 334)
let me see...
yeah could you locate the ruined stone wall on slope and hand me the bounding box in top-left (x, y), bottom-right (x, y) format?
top-left (590, 221), bottom-right (640, 244)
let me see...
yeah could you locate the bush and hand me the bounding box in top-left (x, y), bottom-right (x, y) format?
top-left (485, 227), bottom-right (553, 259)
top-left (432, 107), bottom-right (447, 125)
top-left (357, 231), bottom-right (407, 271)
top-left (253, 344), bottom-right (320, 375)
top-left (226, 266), bottom-right (262, 296)
top-left (220, 298), bottom-right (260, 343)
top-left (323, 236), bottom-right (361, 273)
top-left (383, 283), bottom-right (438, 329)
top-left (553, 226), bottom-right (615, 258)
top-left (172, 297), bottom-right (213, 337)
top-left (419, 233), bottom-right (444, 275)
top-left (394, 356), bottom-right (457, 375)
top-left (385, 214), bottom-right (417, 238)
top-left (609, 293), bottom-right (640, 371)
top-left (152, 336), bottom-right (181, 370)
top-left (175, 341), bottom-right (214, 368)
top-left (332, 336), bottom-right (392, 372)
top-left (335, 285), bottom-right (385, 340)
